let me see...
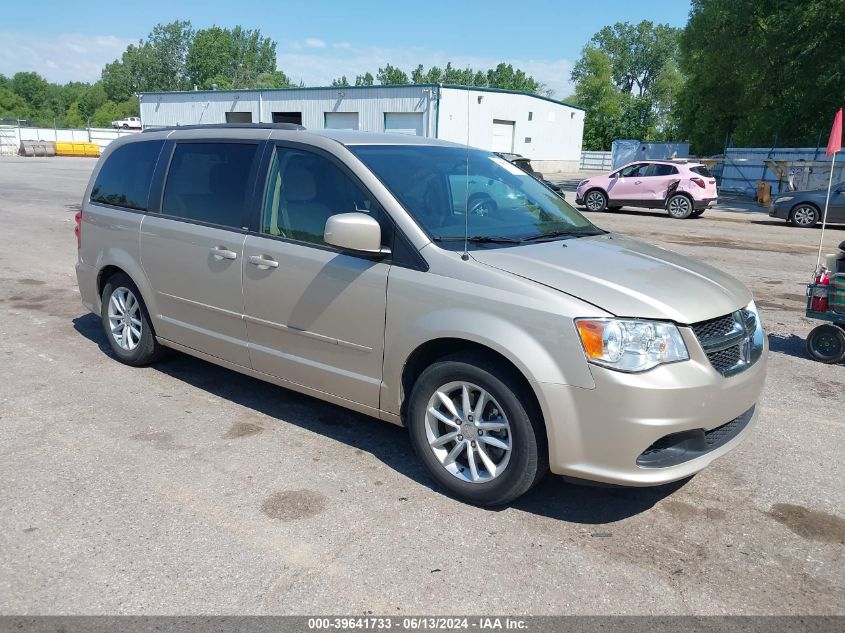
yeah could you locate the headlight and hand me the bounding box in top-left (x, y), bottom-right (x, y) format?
top-left (577, 180), bottom-right (587, 188)
top-left (774, 196), bottom-right (794, 204)
top-left (575, 318), bottom-right (689, 372)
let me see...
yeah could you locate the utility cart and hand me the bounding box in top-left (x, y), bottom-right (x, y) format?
top-left (805, 240), bottom-right (845, 363)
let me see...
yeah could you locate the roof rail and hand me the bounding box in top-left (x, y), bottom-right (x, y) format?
top-left (142, 122), bottom-right (305, 133)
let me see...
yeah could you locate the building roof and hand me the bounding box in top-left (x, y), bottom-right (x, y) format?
top-left (138, 83), bottom-right (585, 111)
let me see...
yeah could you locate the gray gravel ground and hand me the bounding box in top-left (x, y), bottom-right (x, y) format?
top-left (0, 157), bottom-right (842, 615)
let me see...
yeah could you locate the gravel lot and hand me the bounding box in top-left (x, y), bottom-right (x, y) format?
top-left (0, 157), bottom-right (842, 615)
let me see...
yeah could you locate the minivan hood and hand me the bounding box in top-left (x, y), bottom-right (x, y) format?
top-left (470, 234), bottom-right (752, 324)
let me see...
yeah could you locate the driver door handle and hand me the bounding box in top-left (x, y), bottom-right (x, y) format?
top-left (210, 246), bottom-right (238, 260)
top-left (248, 254), bottom-right (279, 268)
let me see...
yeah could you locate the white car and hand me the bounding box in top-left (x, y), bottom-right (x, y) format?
top-left (111, 116), bottom-right (141, 130)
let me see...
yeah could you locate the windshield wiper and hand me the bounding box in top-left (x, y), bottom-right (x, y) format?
top-left (521, 229), bottom-right (602, 242)
top-left (433, 235), bottom-right (523, 244)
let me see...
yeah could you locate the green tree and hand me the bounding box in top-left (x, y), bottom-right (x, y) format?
top-left (331, 76), bottom-right (350, 87)
top-left (677, 0), bottom-right (845, 153)
top-left (0, 87), bottom-right (30, 120)
top-left (101, 20), bottom-right (194, 100)
top-left (185, 26), bottom-right (234, 89)
top-left (91, 98), bottom-right (139, 128)
top-left (591, 21), bottom-right (680, 96)
top-left (10, 72), bottom-right (50, 110)
top-left (571, 47), bottom-right (623, 150)
top-left (376, 64), bottom-right (409, 85)
top-left (355, 72), bottom-right (374, 86)
top-left (486, 63), bottom-right (539, 91)
top-left (571, 20), bottom-right (682, 149)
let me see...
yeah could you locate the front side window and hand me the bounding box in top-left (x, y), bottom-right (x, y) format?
top-left (162, 142), bottom-right (258, 229)
top-left (620, 163), bottom-right (647, 178)
top-left (351, 145), bottom-right (601, 248)
top-left (90, 140), bottom-right (164, 210)
top-left (262, 146), bottom-right (384, 246)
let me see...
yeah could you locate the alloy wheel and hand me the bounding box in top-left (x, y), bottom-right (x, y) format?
top-left (107, 286), bottom-right (142, 351)
top-left (424, 381), bottom-right (512, 483)
top-left (792, 205), bottom-right (818, 227)
top-left (585, 191), bottom-right (606, 211)
top-left (668, 195), bottom-right (692, 218)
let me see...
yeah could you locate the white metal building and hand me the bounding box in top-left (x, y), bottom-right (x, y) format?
top-left (139, 84), bottom-right (585, 171)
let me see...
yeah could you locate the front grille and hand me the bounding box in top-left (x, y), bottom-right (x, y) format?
top-left (637, 406), bottom-right (755, 468)
top-left (692, 314), bottom-right (737, 340)
top-left (706, 345), bottom-right (742, 373)
top-left (691, 309), bottom-right (761, 377)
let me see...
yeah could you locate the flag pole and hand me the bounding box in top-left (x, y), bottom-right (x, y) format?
top-left (815, 151), bottom-right (837, 272)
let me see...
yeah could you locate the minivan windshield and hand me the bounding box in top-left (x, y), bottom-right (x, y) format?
top-left (350, 145), bottom-right (602, 248)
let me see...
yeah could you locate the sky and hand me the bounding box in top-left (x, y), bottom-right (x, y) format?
top-left (0, 0), bottom-right (691, 98)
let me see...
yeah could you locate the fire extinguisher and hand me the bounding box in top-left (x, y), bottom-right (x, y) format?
top-left (812, 269), bottom-right (831, 312)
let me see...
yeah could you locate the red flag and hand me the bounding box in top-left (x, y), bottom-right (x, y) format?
top-left (826, 108), bottom-right (843, 157)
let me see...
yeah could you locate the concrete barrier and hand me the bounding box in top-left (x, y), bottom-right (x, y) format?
top-left (55, 141), bottom-right (100, 157)
top-left (19, 140), bottom-right (56, 157)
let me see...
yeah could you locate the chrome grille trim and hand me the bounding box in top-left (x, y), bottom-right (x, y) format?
top-left (692, 308), bottom-right (762, 377)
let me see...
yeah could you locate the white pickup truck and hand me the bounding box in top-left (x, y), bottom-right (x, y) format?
top-left (111, 116), bottom-right (141, 129)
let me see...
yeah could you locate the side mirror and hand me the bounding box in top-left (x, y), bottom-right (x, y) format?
top-left (324, 212), bottom-right (389, 256)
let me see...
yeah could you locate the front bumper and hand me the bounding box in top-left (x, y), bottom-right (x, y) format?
top-left (533, 327), bottom-right (768, 486)
top-left (769, 203), bottom-right (790, 219)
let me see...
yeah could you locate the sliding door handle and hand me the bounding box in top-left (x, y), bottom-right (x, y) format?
top-left (210, 246), bottom-right (238, 260)
top-left (248, 254), bottom-right (279, 269)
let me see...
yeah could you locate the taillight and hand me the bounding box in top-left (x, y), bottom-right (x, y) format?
top-left (74, 210), bottom-right (82, 248)
top-left (691, 177), bottom-right (706, 189)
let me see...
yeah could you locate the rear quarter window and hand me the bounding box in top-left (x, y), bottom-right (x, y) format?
top-left (90, 140), bottom-right (164, 211)
top-left (690, 166), bottom-right (714, 178)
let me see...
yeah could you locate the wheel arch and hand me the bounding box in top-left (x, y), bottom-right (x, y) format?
top-left (399, 337), bottom-right (545, 433)
top-left (583, 187), bottom-right (608, 205)
top-left (790, 200), bottom-right (821, 214)
top-left (92, 250), bottom-right (159, 322)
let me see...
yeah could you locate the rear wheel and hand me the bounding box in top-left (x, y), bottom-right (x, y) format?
top-left (101, 273), bottom-right (163, 366)
top-left (790, 204), bottom-right (819, 227)
top-left (584, 190), bottom-right (607, 212)
top-left (806, 324), bottom-right (845, 363)
top-left (406, 355), bottom-right (547, 506)
top-left (667, 194), bottom-right (694, 219)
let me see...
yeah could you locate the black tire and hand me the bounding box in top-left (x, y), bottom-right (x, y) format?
top-left (667, 194), bottom-right (694, 219)
top-left (583, 189), bottom-right (607, 212)
top-left (406, 354), bottom-right (548, 506)
top-left (691, 209), bottom-right (705, 218)
top-left (100, 272), bottom-right (163, 366)
top-left (790, 204), bottom-right (819, 228)
top-left (805, 324), bottom-right (845, 364)
top-left (121, 123), bottom-right (129, 129)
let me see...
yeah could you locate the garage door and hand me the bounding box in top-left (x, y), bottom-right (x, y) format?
top-left (384, 112), bottom-right (424, 136)
top-left (325, 112), bottom-right (359, 130)
top-left (491, 120), bottom-right (515, 153)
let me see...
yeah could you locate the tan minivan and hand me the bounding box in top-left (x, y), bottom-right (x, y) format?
top-left (75, 124), bottom-right (767, 505)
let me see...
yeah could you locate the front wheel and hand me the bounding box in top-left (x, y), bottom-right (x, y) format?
top-left (667, 194), bottom-right (694, 219)
top-left (584, 190), bottom-right (607, 212)
top-left (806, 324), bottom-right (845, 363)
top-left (790, 204), bottom-right (819, 228)
top-left (406, 355), bottom-right (547, 506)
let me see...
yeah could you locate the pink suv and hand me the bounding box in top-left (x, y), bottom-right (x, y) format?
top-left (575, 160), bottom-right (718, 219)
